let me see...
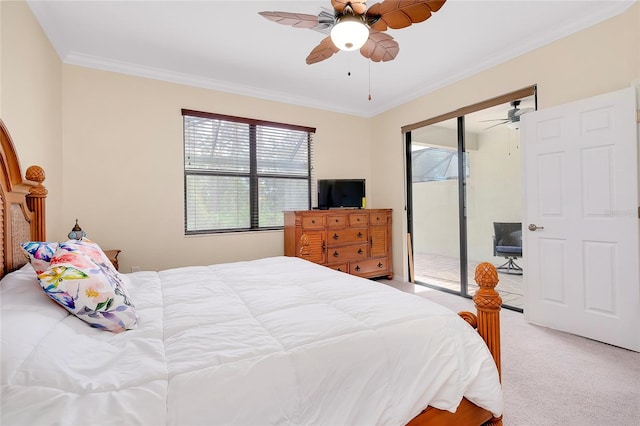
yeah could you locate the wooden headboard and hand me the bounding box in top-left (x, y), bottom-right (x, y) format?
top-left (0, 119), bottom-right (47, 278)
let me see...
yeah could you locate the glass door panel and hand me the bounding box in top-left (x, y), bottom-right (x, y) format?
top-left (463, 97), bottom-right (534, 311)
top-left (409, 118), bottom-right (462, 294)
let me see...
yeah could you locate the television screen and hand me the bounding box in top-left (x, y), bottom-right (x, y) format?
top-left (317, 179), bottom-right (365, 209)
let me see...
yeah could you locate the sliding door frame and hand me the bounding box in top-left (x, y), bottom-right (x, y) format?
top-left (404, 85), bottom-right (537, 301)
top-left (457, 115), bottom-right (469, 296)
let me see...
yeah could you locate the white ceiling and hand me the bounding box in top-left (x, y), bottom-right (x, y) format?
top-left (28, 0), bottom-right (635, 118)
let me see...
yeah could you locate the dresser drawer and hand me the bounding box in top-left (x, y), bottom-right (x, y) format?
top-left (301, 215), bottom-right (325, 229)
top-left (349, 213), bottom-right (368, 227)
top-left (327, 228), bottom-right (368, 246)
top-left (370, 211), bottom-right (389, 226)
top-left (327, 214), bottom-right (347, 228)
top-left (327, 244), bottom-right (368, 263)
top-left (350, 257), bottom-right (389, 277)
top-left (327, 263), bottom-right (349, 273)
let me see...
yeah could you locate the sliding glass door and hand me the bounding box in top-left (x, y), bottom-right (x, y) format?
top-left (405, 88), bottom-right (536, 310)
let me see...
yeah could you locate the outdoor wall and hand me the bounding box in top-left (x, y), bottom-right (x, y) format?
top-left (410, 125), bottom-right (521, 263)
top-left (466, 127), bottom-right (522, 262)
top-left (410, 124), bottom-right (463, 259)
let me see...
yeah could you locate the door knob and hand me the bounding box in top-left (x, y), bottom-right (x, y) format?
top-left (528, 224), bottom-right (544, 231)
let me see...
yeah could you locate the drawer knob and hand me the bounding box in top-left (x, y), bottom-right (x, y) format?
top-left (333, 251), bottom-right (339, 257)
top-left (355, 265), bottom-right (361, 272)
top-left (377, 262), bottom-right (383, 268)
top-left (311, 220), bottom-right (315, 224)
top-left (357, 231), bottom-right (363, 238)
top-left (357, 248), bottom-right (363, 254)
top-left (333, 233), bottom-right (339, 240)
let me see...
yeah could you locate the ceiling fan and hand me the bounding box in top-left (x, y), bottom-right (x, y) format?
top-left (259, 0), bottom-right (447, 65)
top-left (481, 100), bottom-right (535, 130)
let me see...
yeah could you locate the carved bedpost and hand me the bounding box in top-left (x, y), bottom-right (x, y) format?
top-left (25, 165), bottom-right (47, 241)
top-left (473, 262), bottom-right (502, 379)
top-left (474, 262), bottom-right (503, 426)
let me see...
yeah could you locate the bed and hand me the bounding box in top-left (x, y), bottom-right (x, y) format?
top-left (0, 119), bottom-right (504, 425)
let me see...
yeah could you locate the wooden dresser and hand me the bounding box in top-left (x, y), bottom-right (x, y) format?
top-left (284, 209), bottom-right (392, 279)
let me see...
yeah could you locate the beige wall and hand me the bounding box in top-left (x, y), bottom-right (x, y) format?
top-left (1, 0), bottom-right (63, 239)
top-left (372, 3), bottom-right (640, 279)
top-left (2, 2), bottom-right (638, 275)
top-left (61, 66), bottom-right (371, 271)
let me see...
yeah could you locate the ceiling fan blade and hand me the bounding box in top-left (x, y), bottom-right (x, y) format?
top-left (331, 0), bottom-right (368, 15)
top-left (484, 121), bottom-right (509, 130)
top-left (366, 0), bottom-right (447, 31)
top-left (259, 11), bottom-right (319, 28)
top-left (479, 119), bottom-right (510, 123)
top-left (306, 36), bottom-right (340, 65)
top-left (514, 107), bottom-right (535, 117)
top-left (360, 30), bottom-right (399, 62)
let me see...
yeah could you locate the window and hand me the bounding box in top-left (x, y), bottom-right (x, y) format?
top-left (183, 109), bottom-right (315, 234)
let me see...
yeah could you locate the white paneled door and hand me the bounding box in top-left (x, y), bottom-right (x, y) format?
top-left (522, 87), bottom-right (639, 351)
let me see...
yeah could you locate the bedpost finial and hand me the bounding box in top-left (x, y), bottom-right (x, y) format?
top-left (26, 165), bottom-right (45, 184)
top-left (474, 262), bottom-right (499, 289)
top-left (26, 165), bottom-right (48, 197)
top-left (473, 262), bottom-right (502, 310)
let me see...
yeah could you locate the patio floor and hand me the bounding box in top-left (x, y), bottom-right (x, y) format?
top-left (413, 253), bottom-right (524, 310)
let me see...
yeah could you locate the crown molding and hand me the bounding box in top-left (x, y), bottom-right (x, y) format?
top-left (62, 52), bottom-right (371, 117)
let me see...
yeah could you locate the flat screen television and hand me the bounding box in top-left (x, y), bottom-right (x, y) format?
top-left (317, 179), bottom-right (366, 209)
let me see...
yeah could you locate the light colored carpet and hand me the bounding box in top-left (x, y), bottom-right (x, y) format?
top-left (380, 280), bottom-right (640, 426)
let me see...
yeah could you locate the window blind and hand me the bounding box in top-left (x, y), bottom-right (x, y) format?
top-left (183, 109), bottom-right (315, 234)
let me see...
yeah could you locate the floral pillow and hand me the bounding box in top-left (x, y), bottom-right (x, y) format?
top-left (59, 238), bottom-right (119, 276)
top-left (21, 241), bottom-right (59, 274)
top-left (37, 241), bottom-right (137, 333)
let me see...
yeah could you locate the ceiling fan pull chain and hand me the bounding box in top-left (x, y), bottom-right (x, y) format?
top-left (368, 59), bottom-right (372, 101)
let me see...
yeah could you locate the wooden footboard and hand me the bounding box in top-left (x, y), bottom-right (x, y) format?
top-left (408, 262), bottom-right (503, 426)
top-left (407, 398), bottom-right (494, 426)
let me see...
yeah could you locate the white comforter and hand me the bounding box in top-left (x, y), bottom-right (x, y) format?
top-left (1, 256), bottom-right (502, 425)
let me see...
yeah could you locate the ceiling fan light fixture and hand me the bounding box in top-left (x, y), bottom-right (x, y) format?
top-left (330, 14), bottom-right (369, 51)
top-left (507, 120), bottom-right (520, 130)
